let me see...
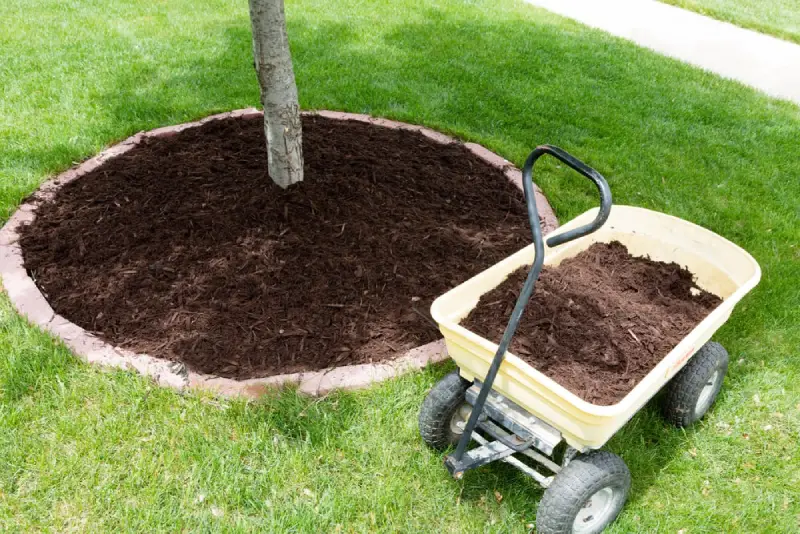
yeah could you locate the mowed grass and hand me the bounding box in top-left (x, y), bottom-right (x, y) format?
top-left (1, 0), bottom-right (799, 531)
top-left (658, 0), bottom-right (800, 44)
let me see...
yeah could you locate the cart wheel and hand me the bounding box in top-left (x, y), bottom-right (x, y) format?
top-left (418, 371), bottom-right (472, 450)
top-left (662, 341), bottom-right (729, 427)
top-left (537, 450), bottom-right (630, 534)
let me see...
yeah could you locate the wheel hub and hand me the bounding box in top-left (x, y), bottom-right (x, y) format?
top-left (694, 369), bottom-right (721, 418)
top-left (573, 486), bottom-right (616, 533)
top-left (449, 403), bottom-right (472, 436)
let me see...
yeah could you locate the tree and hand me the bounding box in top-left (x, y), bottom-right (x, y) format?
top-left (248, 0), bottom-right (303, 188)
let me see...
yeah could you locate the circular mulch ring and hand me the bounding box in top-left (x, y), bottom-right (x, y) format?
top-left (0, 109), bottom-right (558, 397)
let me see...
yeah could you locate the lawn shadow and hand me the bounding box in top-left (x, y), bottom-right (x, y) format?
top-left (224, 363), bottom-right (551, 515)
top-left (604, 396), bottom-right (694, 506)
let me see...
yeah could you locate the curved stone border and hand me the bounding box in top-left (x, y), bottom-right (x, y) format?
top-left (0, 108), bottom-right (559, 398)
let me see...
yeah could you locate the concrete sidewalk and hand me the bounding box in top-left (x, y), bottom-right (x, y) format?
top-left (525, 0), bottom-right (800, 106)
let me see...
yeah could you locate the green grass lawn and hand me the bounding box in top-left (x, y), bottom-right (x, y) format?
top-left (658, 0), bottom-right (800, 44)
top-left (2, 0), bottom-right (799, 531)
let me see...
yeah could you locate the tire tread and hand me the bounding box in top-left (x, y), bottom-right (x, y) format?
top-left (419, 371), bottom-right (471, 450)
top-left (537, 450), bottom-right (630, 534)
top-left (662, 341), bottom-right (728, 427)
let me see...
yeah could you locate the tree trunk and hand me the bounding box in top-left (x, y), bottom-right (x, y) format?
top-left (248, 0), bottom-right (303, 188)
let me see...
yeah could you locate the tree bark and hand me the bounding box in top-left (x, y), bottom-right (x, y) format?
top-left (248, 0), bottom-right (303, 188)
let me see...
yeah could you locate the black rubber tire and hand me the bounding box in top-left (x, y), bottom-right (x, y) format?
top-left (418, 371), bottom-right (471, 451)
top-left (662, 341), bottom-right (729, 427)
top-left (537, 450), bottom-right (630, 534)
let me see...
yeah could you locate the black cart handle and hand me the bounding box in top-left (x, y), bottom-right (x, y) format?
top-left (524, 145), bottom-right (612, 248)
top-left (450, 146), bottom-right (612, 464)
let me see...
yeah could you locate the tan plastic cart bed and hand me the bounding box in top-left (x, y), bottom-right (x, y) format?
top-left (432, 205), bottom-right (761, 450)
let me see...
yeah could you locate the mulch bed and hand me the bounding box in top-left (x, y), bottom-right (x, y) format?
top-left (460, 242), bottom-right (722, 405)
top-left (20, 115), bottom-right (534, 379)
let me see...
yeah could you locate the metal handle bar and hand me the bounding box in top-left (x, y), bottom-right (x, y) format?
top-left (451, 145), bottom-right (611, 463)
top-left (530, 145), bottom-right (612, 248)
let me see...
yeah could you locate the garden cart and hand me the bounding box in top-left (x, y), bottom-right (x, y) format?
top-left (418, 146), bottom-right (761, 533)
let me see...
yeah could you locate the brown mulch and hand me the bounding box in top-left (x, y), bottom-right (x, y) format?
top-left (20, 115), bottom-right (535, 379)
top-left (460, 241), bottom-right (722, 405)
